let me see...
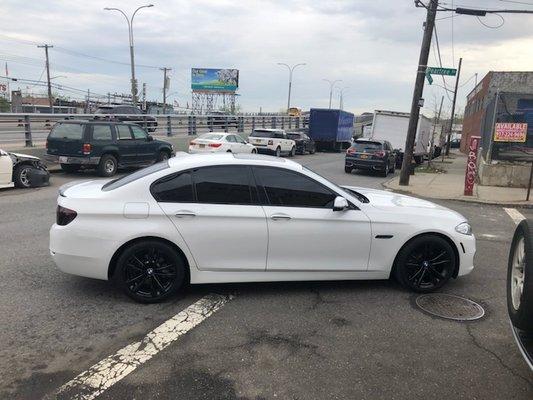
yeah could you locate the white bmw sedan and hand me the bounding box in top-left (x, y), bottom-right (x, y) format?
top-left (188, 132), bottom-right (256, 154)
top-left (50, 154), bottom-right (475, 303)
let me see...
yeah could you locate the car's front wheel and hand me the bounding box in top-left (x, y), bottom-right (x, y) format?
top-left (394, 234), bottom-right (455, 292)
top-left (114, 240), bottom-right (185, 303)
top-left (507, 219), bottom-right (533, 331)
top-left (13, 164), bottom-right (33, 188)
top-left (157, 150), bottom-right (170, 162)
top-left (97, 154), bottom-right (118, 177)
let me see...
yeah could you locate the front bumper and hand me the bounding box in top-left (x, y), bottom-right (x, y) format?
top-left (45, 154), bottom-right (101, 165)
top-left (345, 156), bottom-right (386, 170)
top-left (27, 168), bottom-right (50, 187)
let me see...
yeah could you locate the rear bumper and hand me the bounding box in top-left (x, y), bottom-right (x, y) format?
top-left (345, 157), bottom-right (386, 170)
top-left (256, 147), bottom-right (276, 155)
top-left (45, 154), bottom-right (101, 165)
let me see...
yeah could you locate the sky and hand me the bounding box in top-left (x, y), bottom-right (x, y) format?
top-left (1, 0), bottom-right (533, 117)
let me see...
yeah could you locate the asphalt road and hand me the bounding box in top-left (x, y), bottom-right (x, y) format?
top-left (0, 152), bottom-right (531, 399)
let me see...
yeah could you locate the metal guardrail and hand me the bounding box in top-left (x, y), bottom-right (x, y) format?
top-left (0, 113), bottom-right (308, 148)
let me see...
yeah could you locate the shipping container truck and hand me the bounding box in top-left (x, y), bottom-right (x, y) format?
top-left (308, 108), bottom-right (354, 151)
top-left (364, 110), bottom-right (431, 165)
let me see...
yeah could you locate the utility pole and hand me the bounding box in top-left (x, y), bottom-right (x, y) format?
top-left (142, 83), bottom-right (147, 111)
top-left (160, 67), bottom-right (171, 113)
top-left (428, 95), bottom-right (444, 167)
top-left (445, 57), bottom-right (462, 156)
top-left (37, 44), bottom-right (54, 112)
top-left (323, 79), bottom-right (342, 109)
top-left (399, 0), bottom-right (438, 186)
top-left (86, 89), bottom-right (90, 113)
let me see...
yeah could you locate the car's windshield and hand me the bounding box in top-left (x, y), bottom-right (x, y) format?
top-left (303, 166), bottom-right (369, 203)
top-left (352, 142), bottom-right (382, 152)
top-left (198, 134), bottom-right (224, 140)
top-left (49, 123), bottom-right (84, 140)
top-left (250, 130), bottom-right (276, 138)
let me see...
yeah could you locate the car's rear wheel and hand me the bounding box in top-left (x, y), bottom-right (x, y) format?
top-left (507, 219), bottom-right (533, 331)
top-left (344, 166), bottom-right (352, 174)
top-left (157, 150), bottom-right (170, 162)
top-left (97, 154), bottom-right (118, 177)
top-left (390, 161), bottom-right (396, 173)
top-left (394, 234), bottom-right (455, 292)
top-left (310, 144), bottom-right (316, 154)
top-left (60, 164), bottom-right (81, 173)
top-left (275, 146), bottom-right (281, 157)
top-left (115, 240), bottom-right (185, 303)
top-left (381, 163), bottom-right (389, 177)
top-left (251, 148), bottom-right (257, 154)
top-left (13, 164), bottom-right (33, 188)
top-left (289, 146), bottom-right (296, 157)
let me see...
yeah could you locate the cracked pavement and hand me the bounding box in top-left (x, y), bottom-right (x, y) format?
top-left (0, 152), bottom-right (532, 399)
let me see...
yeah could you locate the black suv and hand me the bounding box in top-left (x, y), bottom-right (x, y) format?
top-left (95, 105), bottom-right (158, 132)
top-left (286, 130), bottom-right (316, 154)
top-left (45, 120), bottom-right (173, 177)
top-left (345, 139), bottom-right (396, 177)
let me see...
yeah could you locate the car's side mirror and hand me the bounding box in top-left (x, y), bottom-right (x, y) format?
top-left (147, 135), bottom-right (154, 142)
top-left (333, 196), bottom-right (349, 211)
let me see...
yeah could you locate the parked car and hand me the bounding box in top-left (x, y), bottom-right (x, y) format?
top-left (507, 219), bottom-right (533, 370)
top-left (189, 132), bottom-right (256, 154)
top-left (450, 138), bottom-right (461, 149)
top-left (45, 120), bottom-right (173, 177)
top-left (207, 111), bottom-right (239, 129)
top-left (95, 105), bottom-right (158, 132)
top-left (50, 153), bottom-right (475, 303)
top-left (0, 149), bottom-right (49, 189)
top-left (248, 128), bottom-right (296, 157)
top-left (345, 139), bottom-right (396, 177)
top-left (287, 131), bottom-right (316, 155)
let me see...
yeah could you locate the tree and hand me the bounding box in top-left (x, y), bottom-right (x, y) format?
top-left (0, 97), bottom-right (10, 112)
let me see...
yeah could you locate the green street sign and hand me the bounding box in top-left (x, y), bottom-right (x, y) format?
top-left (426, 72), bottom-right (433, 85)
top-left (427, 67), bottom-right (457, 76)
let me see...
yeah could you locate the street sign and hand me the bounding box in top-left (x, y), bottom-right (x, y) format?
top-left (426, 66), bottom-right (456, 85)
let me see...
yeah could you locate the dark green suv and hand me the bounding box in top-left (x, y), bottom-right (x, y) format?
top-left (45, 120), bottom-right (173, 177)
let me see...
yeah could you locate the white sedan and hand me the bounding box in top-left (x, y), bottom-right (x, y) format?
top-left (189, 132), bottom-right (256, 154)
top-left (50, 154), bottom-right (475, 303)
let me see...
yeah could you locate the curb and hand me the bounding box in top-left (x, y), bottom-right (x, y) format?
top-left (380, 180), bottom-right (533, 209)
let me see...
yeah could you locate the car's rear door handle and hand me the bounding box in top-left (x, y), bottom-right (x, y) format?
top-left (270, 214), bottom-right (291, 221)
top-left (175, 211), bottom-right (196, 218)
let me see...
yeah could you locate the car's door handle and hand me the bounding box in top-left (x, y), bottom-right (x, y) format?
top-left (175, 211), bottom-right (196, 218)
top-left (270, 214), bottom-right (291, 221)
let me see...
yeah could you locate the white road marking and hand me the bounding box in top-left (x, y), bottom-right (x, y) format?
top-left (56, 293), bottom-right (232, 400)
top-left (504, 208), bottom-right (525, 225)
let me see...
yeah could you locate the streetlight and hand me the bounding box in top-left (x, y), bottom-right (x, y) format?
top-left (338, 87), bottom-right (348, 110)
top-left (323, 79), bottom-right (342, 109)
top-left (104, 4), bottom-right (154, 106)
top-left (277, 62), bottom-right (306, 113)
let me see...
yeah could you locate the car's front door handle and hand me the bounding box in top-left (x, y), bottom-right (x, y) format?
top-left (175, 211), bottom-right (196, 218)
top-left (270, 214), bottom-right (291, 221)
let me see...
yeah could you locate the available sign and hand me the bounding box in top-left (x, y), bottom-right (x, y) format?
top-left (494, 122), bottom-right (528, 143)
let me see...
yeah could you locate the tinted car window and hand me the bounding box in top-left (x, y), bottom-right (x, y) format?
top-left (352, 142), bottom-right (383, 152)
top-left (274, 132), bottom-right (284, 139)
top-left (131, 126), bottom-right (148, 140)
top-left (102, 161), bottom-right (169, 191)
top-left (49, 123), bottom-right (84, 140)
top-left (194, 166), bottom-right (252, 205)
top-left (250, 130), bottom-right (275, 138)
top-left (287, 133), bottom-right (302, 140)
top-left (151, 171), bottom-right (194, 202)
top-left (116, 125), bottom-right (132, 140)
top-left (253, 167), bottom-right (336, 208)
top-left (226, 135), bottom-right (237, 143)
top-left (95, 107), bottom-right (113, 114)
top-left (92, 125), bottom-right (113, 141)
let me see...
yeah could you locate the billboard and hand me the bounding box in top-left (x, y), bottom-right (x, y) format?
top-left (494, 122), bottom-right (528, 143)
top-left (191, 68), bottom-right (239, 92)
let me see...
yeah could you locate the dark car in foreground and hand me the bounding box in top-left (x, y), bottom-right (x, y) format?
top-left (45, 120), bottom-right (173, 177)
top-left (345, 139), bottom-right (396, 177)
top-left (95, 105), bottom-right (158, 132)
top-left (287, 131), bottom-right (316, 154)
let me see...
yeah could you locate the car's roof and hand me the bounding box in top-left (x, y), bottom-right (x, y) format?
top-left (355, 138), bottom-right (385, 143)
top-left (58, 119), bottom-right (137, 125)
top-left (252, 128), bottom-right (283, 132)
top-left (167, 152), bottom-right (303, 171)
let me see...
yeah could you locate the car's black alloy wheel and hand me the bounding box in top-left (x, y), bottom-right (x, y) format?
top-left (395, 235), bottom-right (455, 292)
top-left (115, 241), bottom-right (185, 303)
top-left (13, 165), bottom-right (33, 188)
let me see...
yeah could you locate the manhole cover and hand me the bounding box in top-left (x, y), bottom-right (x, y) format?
top-left (415, 293), bottom-right (485, 321)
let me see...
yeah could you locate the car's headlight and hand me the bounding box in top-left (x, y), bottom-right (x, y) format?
top-left (455, 222), bottom-right (472, 235)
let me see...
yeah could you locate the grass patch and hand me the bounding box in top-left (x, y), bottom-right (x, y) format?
top-left (415, 164), bottom-right (447, 174)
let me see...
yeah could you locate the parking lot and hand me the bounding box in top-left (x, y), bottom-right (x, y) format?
top-left (1, 151), bottom-right (532, 399)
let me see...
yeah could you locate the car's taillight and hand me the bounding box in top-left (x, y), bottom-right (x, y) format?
top-left (208, 143), bottom-right (222, 148)
top-left (346, 148), bottom-right (355, 155)
top-left (374, 150), bottom-right (386, 157)
top-left (190, 141), bottom-right (197, 146)
top-left (45, 140), bottom-right (48, 149)
top-left (56, 205), bottom-right (77, 226)
top-left (268, 140), bottom-right (273, 145)
top-left (82, 143), bottom-right (92, 155)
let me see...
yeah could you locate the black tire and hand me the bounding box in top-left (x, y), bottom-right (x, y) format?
top-left (344, 166), bottom-right (352, 174)
top-left (60, 164), bottom-right (80, 173)
top-left (310, 145), bottom-right (316, 154)
top-left (289, 146), bottom-right (296, 157)
top-left (251, 148), bottom-right (257, 154)
top-left (275, 146), bottom-right (281, 157)
top-left (394, 234), bottom-right (456, 293)
top-left (13, 164), bottom-right (33, 188)
top-left (390, 161), bottom-right (396, 173)
top-left (114, 240), bottom-right (185, 303)
top-left (381, 163), bottom-right (389, 177)
top-left (157, 150), bottom-right (170, 162)
top-left (97, 154), bottom-right (118, 177)
top-left (507, 219), bottom-right (533, 331)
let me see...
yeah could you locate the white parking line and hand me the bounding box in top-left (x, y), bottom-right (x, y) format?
top-left (504, 208), bottom-right (526, 225)
top-left (56, 293), bottom-right (233, 400)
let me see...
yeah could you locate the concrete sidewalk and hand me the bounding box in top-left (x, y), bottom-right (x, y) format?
top-left (384, 151), bottom-right (533, 207)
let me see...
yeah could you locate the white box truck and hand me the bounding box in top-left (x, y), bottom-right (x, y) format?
top-left (364, 110), bottom-right (431, 165)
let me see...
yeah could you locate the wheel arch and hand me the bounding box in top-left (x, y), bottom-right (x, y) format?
top-left (390, 232), bottom-right (461, 279)
top-left (101, 149), bottom-right (120, 162)
top-left (108, 236), bottom-right (191, 283)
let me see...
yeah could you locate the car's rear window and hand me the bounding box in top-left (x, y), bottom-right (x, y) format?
top-left (49, 123), bottom-right (84, 140)
top-left (287, 133), bottom-right (301, 140)
top-left (199, 134), bottom-right (224, 140)
top-left (102, 161), bottom-right (169, 191)
top-left (95, 107), bottom-right (114, 114)
top-left (250, 130), bottom-right (275, 138)
top-left (352, 141), bottom-right (382, 152)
